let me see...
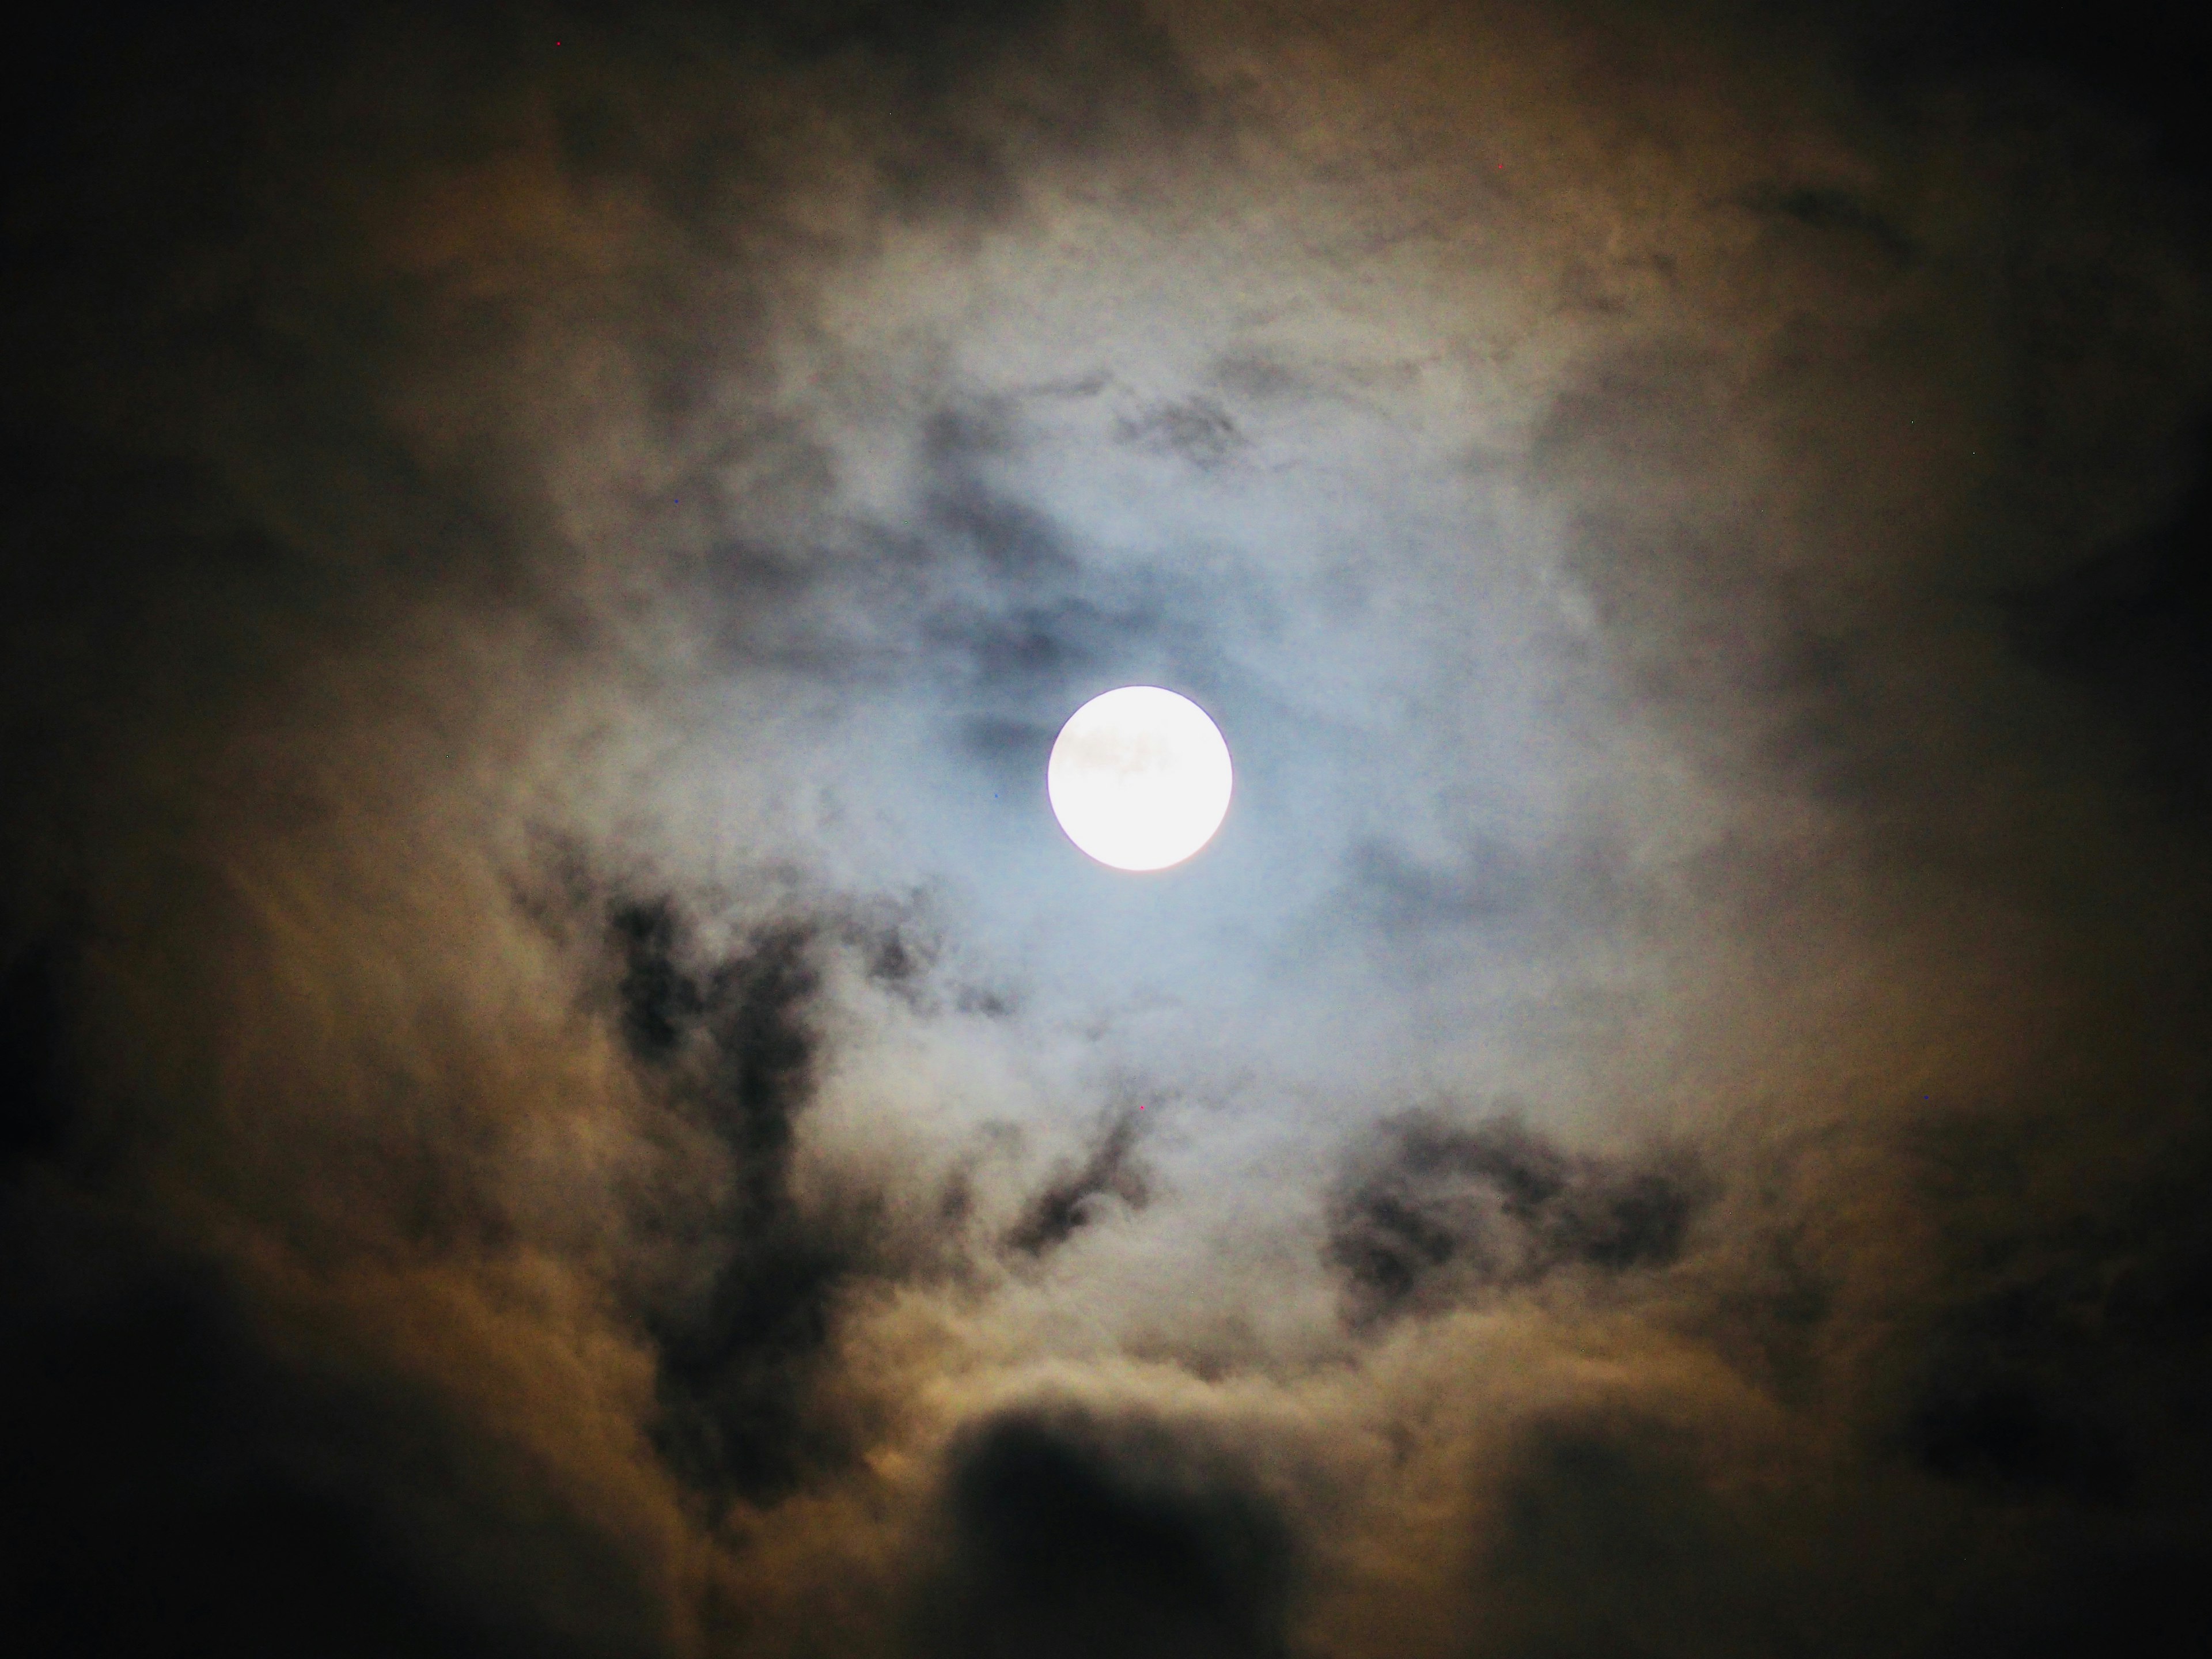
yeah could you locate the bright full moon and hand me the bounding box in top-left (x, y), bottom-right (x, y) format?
top-left (1047, 687), bottom-right (1234, 872)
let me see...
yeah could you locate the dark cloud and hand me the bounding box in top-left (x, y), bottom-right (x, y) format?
top-left (915, 1405), bottom-right (1297, 1659)
top-left (907, 460), bottom-right (1232, 710)
top-left (1327, 1113), bottom-right (1700, 1324)
top-left (1743, 184), bottom-right (1918, 266)
top-left (0, 1200), bottom-right (661, 1659)
top-left (1474, 1416), bottom-right (1790, 1659)
top-left (607, 898), bottom-right (868, 1502)
top-left (2011, 426), bottom-right (2212, 817)
top-left (0, 929), bottom-right (74, 1175)
top-left (1003, 1114), bottom-right (1149, 1257)
top-left (1888, 1101), bottom-right (2212, 1508)
top-left (1116, 396), bottom-right (1247, 471)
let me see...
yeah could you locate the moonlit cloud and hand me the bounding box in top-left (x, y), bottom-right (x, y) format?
top-left (5, 3), bottom-right (2212, 1655)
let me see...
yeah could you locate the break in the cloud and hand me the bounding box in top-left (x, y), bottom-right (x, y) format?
top-left (5, 2), bottom-right (2212, 1655)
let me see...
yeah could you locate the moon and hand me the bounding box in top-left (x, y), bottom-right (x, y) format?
top-left (1047, 687), bottom-right (1234, 872)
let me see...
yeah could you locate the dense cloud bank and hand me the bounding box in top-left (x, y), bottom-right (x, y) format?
top-left (6, 1), bottom-right (2212, 1653)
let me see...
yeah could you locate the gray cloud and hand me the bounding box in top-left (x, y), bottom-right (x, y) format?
top-left (914, 1404), bottom-right (1298, 1659)
top-left (1003, 1113), bottom-right (1150, 1257)
top-left (1327, 1112), bottom-right (1700, 1324)
top-left (6, 1), bottom-right (2212, 1654)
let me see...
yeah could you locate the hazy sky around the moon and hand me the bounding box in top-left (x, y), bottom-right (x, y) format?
top-left (6, 2), bottom-right (2212, 1656)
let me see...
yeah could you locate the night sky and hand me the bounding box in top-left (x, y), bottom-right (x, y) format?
top-left (6, 3), bottom-right (2212, 1655)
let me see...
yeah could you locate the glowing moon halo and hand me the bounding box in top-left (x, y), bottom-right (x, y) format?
top-left (1047, 687), bottom-right (1233, 872)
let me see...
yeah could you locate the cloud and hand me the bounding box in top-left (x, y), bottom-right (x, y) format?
top-left (0, 1191), bottom-right (666, 1658)
top-left (0, 930), bottom-right (73, 1175)
top-left (5, 1), bottom-right (2212, 1655)
top-left (1003, 1113), bottom-right (1150, 1257)
top-left (603, 897), bottom-right (862, 1503)
top-left (1327, 1112), bottom-right (1700, 1324)
top-left (914, 1403), bottom-right (1298, 1659)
